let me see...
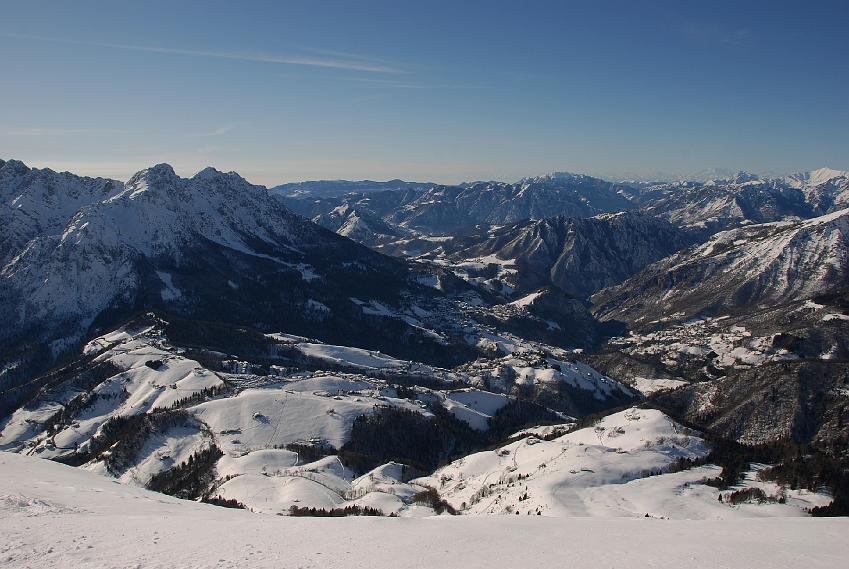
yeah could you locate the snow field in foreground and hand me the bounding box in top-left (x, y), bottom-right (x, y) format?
top-left (1, 452), bottom-right (847, 569)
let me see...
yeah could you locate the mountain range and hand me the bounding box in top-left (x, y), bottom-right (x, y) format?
top-left (0, 161), bottom-right (485, 416)
top-left (1, 157), bottom-right (848, 520)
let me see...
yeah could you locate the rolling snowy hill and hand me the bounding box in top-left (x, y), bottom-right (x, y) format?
top-left (1, 313), bottom-right (642, 515)
top-left (417, 407), bottom-right (829, 517)
top-left (3, 160), bottom-right (849, 530)
top-left (3, 451), bottom-right (847, 569)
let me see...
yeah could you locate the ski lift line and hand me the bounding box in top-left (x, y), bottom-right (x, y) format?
top-left (266, 397), bottom-right (286, 448)
top-left (275, 471), bottom-right (346, 499)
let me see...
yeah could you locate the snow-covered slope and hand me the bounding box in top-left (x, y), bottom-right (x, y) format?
top-left (3, 452), bottom-right (846, 569)
top-left (282, 174), bottom-right (637, 236)
top-left (212, 456), bottom-right (438, 516)
top-left (0, 324), bottom-right (424, 513)
top-left (3, 318), bottom-right (637, 514)
top-left (0, 161), bottom-right (481, 416)
top-left (417, 407), bottom-right (830, 518)
top-left (0, 320), bottom-right (499, 451)
top-left (445, 212), bottom-right (694, 298)
top-left (312, 203), bottom-right (406, 245)
top-left (638, 177), bottom-right (812, 234)
top-left (0, 159), bottom-right (122, 265)
top-left (594, 209), bottom-right (849, 325)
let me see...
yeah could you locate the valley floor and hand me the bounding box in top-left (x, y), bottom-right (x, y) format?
top-left (1, 453), bottom-right (846, 569)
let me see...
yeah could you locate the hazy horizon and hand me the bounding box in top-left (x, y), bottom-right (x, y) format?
top-left (4, 155), bottom-right (846, 188)
top-left (2, 0), bottom-right (847, 185)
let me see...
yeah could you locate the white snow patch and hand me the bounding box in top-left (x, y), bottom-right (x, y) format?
top-left (1, 452), bottom-right (846, 568)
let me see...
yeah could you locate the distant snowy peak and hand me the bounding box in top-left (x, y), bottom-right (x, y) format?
top-left (518, 171), bottom-right (598, 184)
top-left (632, 166), bottom-right (849, 237)
top-left (125, 162), bottom-right (178, 188)
top-left (639, 176), bottom-right (814, 234)
top-left (785, 167), bottom-right (849, 188)
top-left (705, 170), bottom-right (761, 185)
top-left (0, 158), bottom-right (29, 182)
top-left (270, 178), bottom-right (434, 198)
top-left (313, 203), bottom-right (405, 245)
top-left (283, 174), bottom-right (637, 236)
top-left (781, 168), bottom-right (849, 215)
top-left (682, 167), bottom-right (738, 183)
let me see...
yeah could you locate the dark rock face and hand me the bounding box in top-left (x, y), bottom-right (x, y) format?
top-left (653, 360), bottom-right (849, 448)
top-left (450, 212), bottom-right (694, 298)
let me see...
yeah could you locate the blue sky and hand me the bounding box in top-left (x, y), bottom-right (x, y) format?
top-left (1, 0), bottom-right (847, 185)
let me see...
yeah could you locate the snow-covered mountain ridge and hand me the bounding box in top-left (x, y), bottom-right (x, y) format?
top-left (0, 159), bottom-right (122, 266)
top-left (281, 166), bottom-right (849, 237)
top-left (594, 208), bottom-right (849, 325)
top-left (436, 212), bottom-right (695, 298)
top-left (3, 158), bottom-right (849, 522)
top-left (281, 174), bottom-right (637, 237)
top-left (0, 160), bottom-right (486, 418)
top-left (633, 167), bottom-right (849, 235)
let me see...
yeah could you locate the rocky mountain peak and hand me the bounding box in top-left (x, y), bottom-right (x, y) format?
top-left (0, 159), bottom-right (31, 181)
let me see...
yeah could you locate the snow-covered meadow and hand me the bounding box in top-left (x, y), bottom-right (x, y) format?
top-left (1, 452), bottom-right (846, 569)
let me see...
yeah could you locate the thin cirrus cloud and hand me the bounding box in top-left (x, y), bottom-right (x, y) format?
top-left (339, 76), bottom-right (485, 90)
top-left (1, 127), bottom-right (146, 136)
top-left (184, 123), bottom-right (250, 138)
top-left (679, 23), bottom-right (751, 47)
top-left (0, 32), bottom-right (405, 74)
top-left (2, 124), bottom-right (245, 138)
